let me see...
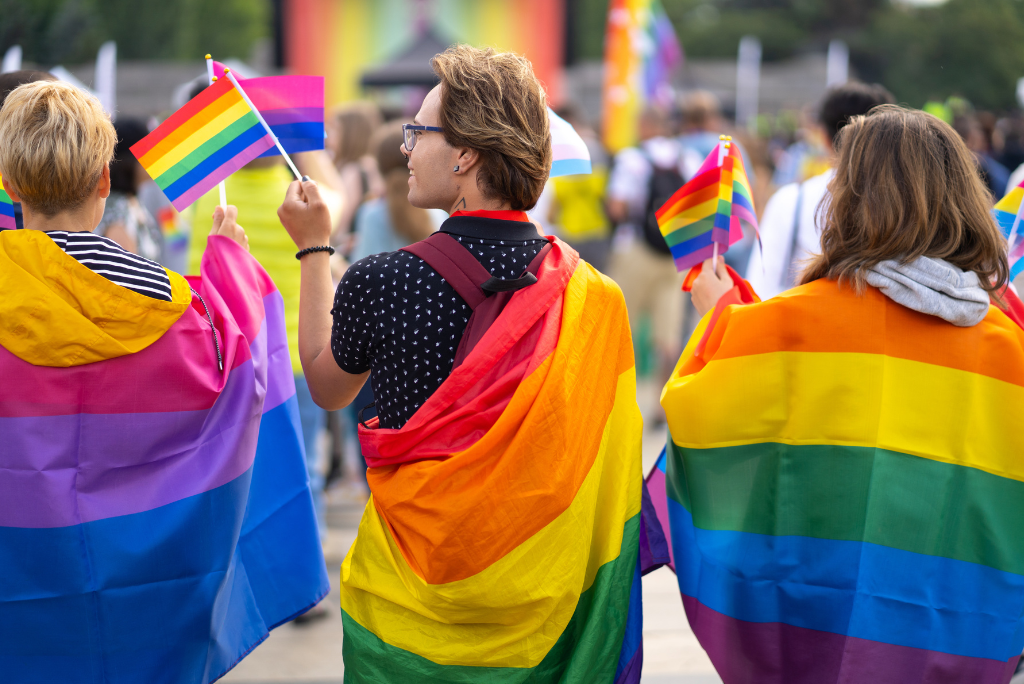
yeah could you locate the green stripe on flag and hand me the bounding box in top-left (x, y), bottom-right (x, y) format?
top-left (666, 440), bottom-right (1024, 575)
top-left (341, 514), bottom-right (640, 684)
top-left (154, 112), bottom-right (260, 190)
top-left (664, 216), bottom-right (715, 247)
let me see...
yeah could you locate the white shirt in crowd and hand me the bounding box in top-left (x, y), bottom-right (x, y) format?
top-left (746, 169), bottom-right (834, 300)
top-left (607, 137), bottom-right (692, 220)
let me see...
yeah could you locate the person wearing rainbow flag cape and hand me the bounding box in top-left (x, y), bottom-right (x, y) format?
top-left (0, 80), bottom-right (328, 682)
top-left (278, 45), bottom-right (668, 683)
top-left (666, 105), bottom-right (1024, 683)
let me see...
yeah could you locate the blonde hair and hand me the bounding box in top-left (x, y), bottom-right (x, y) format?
top-left (802, 105), bottom-right (1009, 294)
top-left (0, 80), bottom-right (116, 216)
top-left (431, 45), bottom-right (551, 211)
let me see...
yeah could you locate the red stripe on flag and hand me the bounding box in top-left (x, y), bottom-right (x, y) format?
top-left (130, 78), bottom-right (236, 158)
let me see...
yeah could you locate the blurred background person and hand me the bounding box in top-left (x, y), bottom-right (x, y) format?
top-left (95, 119), bottom-right (164, 261)
top-left (676, 90), bottom-right (727, 176)
top-left (328, 102), bottom-right (384, 251)
top-left (607, 105), bottom-right (686, 405)
top-left (748, 82), bottom-right (895, 300)
top-left (545, 103), bottom-right (613, 272)
top-left (955, 113), bottom-right (1009, 199)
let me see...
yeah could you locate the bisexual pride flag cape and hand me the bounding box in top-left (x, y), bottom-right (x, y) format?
top-left (0, 231), bottom-right (328, 683)
top-left (340, 238), bottom-right (666, 683)
top-left (661, 278), bottom-right (1024, 684)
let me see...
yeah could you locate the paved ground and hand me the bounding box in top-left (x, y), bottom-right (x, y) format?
top-left (222, 382), bottom-right (722, 684)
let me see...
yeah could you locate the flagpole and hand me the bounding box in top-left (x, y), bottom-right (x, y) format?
top-left (205, 55), bottom-right (228, 209)
top-left (712, 135), bottom-right (731, 269)
top-left (223, 68), bottom-right (302, 181)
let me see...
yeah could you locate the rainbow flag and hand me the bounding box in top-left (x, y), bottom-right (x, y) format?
top-left (602, 0), bottom-right (682, 153)
top-left (131, 76), bottom-right (275, 212)
top-left (0, 173), bottom-right (15, 230)
top-left (992, 179), bottom-right (1024, 279)
top-left (340, 239), bottom-right (665, 683)
top-left (0, 230), bottom-right (328, 682)
top-left (210, 61), bottom-right (325, 158)
top-left (656, 139), bottom-right (758, 272)
top-left (661, 278), bottom-right (1024, 683)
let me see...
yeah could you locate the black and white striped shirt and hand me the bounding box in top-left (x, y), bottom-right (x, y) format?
top-left (45, 230), bottom-right (172, 301)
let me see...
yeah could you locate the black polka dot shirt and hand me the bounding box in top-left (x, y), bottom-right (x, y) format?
top-left (331, 215), bottom-right (547, 429)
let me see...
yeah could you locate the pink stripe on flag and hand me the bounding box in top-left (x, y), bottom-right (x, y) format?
top-left (170, 135), bottom-right (275, 212)
top-left (0, 215), bottom-right (14, 230)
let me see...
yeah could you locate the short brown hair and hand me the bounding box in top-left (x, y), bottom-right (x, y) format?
top-left (0, 81), bottom-right (115, 216)
top-left (801, 105), bottom-right (1008, 295)
top-left (431, 45), bottom-right (551, 211)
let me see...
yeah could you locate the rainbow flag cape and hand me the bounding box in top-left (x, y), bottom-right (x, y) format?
top-left (601, 0), bottom-right (682, 153)
top-left (210, 61), bottom-right (325, 158)
top-left (340, 239), bottom-right (666, 683)
top-left (549, 107), bottom-right (591, 177)
top-left (131, 76), bottom-right (275, 212)
top-left (0, 231), bottom-right (328, 682)
top-left (661, 279), bottom-right (1024, 683)
top-left (0, 173), bottom-right (15, 230)
top-left (656, 139), bottom-right (757, 272)
top-left (992, 179), bottom-right (1024, 279)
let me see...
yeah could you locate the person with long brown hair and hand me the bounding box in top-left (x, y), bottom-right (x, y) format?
top-left (665, 105), bottom-right (1024, 683)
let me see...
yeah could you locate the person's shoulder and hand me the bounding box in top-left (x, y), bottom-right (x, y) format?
top-left (344, 249), bottom-right (415, 279)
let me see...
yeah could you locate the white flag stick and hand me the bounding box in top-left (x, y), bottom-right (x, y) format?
top-left (206, 55), bottom-right (228, 210)
top-left (224, 68), bottom-right (302, 181)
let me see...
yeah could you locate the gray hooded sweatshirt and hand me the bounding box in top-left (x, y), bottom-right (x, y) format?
top-left (865, 256), bottom-right (990, 327)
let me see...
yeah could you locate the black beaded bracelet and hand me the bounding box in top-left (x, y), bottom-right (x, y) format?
top-left (295, 245), bottom-right (335, 260)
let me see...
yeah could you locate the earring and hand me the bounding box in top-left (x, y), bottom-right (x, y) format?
top-left (453, 165), bottom-right (460, 172)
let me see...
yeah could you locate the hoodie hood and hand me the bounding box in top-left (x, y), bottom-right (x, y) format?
top-left (0, 230), bottom-right (190, 367)
top-left (865, 255), bottom-right (990, 327)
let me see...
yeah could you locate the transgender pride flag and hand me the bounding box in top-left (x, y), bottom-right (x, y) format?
top-left (0, 231), bottom-right (328, 683)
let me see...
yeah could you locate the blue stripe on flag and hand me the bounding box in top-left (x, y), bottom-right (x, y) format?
top-left (164, 123), bottom-right (269, 202)
top-left (550, 158), bottom-right (593, 178)
top-left (668, 499), bottom-right (1024, 662)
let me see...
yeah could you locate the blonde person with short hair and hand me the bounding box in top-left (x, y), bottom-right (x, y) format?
top-left (276, 45), bottom-right (663, 681)
top-left (0, 81), bottom-right (327, 680)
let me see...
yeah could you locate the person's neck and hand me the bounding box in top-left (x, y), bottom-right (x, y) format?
top-left (445, 174), bottom-right (510, 214)
top-left (22, 204), bottom-right (99, 233)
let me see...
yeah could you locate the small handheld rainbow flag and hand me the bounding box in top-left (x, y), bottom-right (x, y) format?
top-left (993, 179), bottom-right (1024, 279)
top-left (656, 136), bottom-right (758, 272)
top-left (0, 173), bottom-right (14, 230)
top-left (131, 76), bottom-right (275, 212)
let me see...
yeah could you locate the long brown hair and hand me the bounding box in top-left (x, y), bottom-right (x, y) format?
top-left (801, 105), bottom-right (1009, 294)
top-left (373, 123), bottom-right (434, 243)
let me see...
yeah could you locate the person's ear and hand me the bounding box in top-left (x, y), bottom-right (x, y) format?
top-left (453, 147), bottom-right (480, 174)
top-left (98, 165), bottom-right (111, 199)
top-left (2, 176), bottom-right (21, 203)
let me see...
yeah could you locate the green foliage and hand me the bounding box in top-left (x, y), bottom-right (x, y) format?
top-left (0, 0), bottom-right (269, 64)
top-left (853, 0), bottom-right (1024, 111)
top-left (572, 0), bottom-right (1024, 112)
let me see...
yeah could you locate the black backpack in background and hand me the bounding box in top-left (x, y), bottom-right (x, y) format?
top-left (642, 155), bottom-right (685, 255)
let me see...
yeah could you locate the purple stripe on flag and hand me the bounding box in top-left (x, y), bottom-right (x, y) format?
top-left (261, 107), bottom-right (324, 126)
top-left (614, 641), bottom-right (643, 684)
top-left (681, 595), bottom-right (1020, 684)
top-left (170, 135), bottom-right (275, 212)
top-left (644, 465), bottom-right (675, 570)
top-left (262, 291), bottom-right (296, 412)
top-left (674, 244), bottom-right (715, 272)
top-left (0, 302), bottom-right (284, 530)
top-left (0, 214), bottom-right (14, 230)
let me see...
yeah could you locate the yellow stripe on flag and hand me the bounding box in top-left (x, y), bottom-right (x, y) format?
top-left (663, 350), bottom-right (1024, 482)
top-left (143, 98), bottom-right (253, 179)
top-left (340, 368), bottom-right (642, 668)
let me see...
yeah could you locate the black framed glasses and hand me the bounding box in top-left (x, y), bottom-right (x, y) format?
top-left (403, 124), bottom-right (444, 151)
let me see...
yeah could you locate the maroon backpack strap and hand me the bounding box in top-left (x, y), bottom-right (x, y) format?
top-left (400, 233), bottom-right (491, 309)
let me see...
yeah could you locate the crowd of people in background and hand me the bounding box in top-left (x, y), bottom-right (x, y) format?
top-left (7, 62), bottom-right (1024, 589)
